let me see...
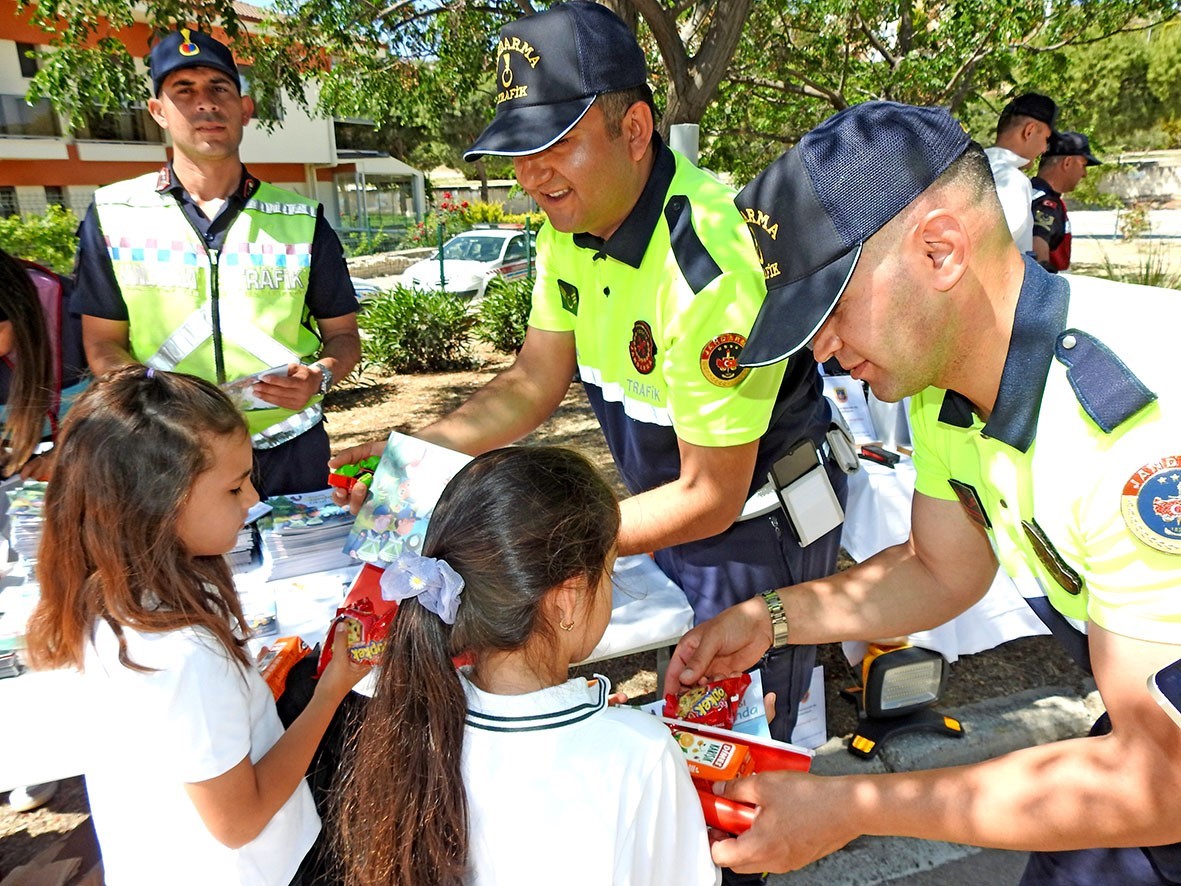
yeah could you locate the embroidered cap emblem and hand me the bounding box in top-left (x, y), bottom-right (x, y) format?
top-left (179, 28), bottom-right (200, 57)
top-left (629, 320), bottom-right (657, 375)
top-left (1121, 456), bottom-right (1181, 554)
top-left (700, 333), bottom-right (749, 387)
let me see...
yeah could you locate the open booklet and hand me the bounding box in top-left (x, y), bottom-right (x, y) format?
top-left (342, 431), bottom-right (473, 569)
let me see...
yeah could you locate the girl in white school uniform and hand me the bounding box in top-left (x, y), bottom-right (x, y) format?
top-left (25, 367), bottom-right (366, 885)
top-left (337, 446), bottom-right (719, 886)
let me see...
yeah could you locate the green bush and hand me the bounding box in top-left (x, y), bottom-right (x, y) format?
top-left (0, 205), bottom-right (79, 274)
top-left (465, 201), bottom-right (505, 224)
top-left (477, 275), bottom-right (533, 354)
top-left (358, 284), bottom-right (478, 372)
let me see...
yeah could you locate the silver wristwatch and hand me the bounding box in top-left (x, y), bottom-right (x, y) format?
top-left (761, 589), bottom-right (790, 648)
top-left (310, 360), bottom-right (333, 395)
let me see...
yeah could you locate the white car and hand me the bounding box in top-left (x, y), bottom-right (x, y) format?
top-left (402, 227), bottom-right (537, 299)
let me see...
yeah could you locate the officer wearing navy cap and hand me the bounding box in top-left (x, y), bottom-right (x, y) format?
top-left (332, 1), bottom-right (848, 759)
top-left (666, 101), bottom-right (1181, 883)
top-left (74, 28), bottom-right (360, 498)
top-left (1032, 130), bottom-right (1102, 272)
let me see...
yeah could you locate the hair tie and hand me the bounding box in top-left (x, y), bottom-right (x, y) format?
top-left (380, 550), bottom-right (465, 625)
top-left (145, 367), bottom-right (156, 379)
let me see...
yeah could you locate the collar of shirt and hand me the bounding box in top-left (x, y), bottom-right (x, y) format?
top-left (571, 132), bottom-right (675, 269)
top-left (154, 162), bottom-right (261, 243)
top-left (937, 255), bottom-right (1069, 453)
top-left (1030, 176), bottom-right (1060, 200)
top-left (985, 145), bottom-right (1030, 171)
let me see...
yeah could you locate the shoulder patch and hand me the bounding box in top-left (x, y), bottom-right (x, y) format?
top-left (1121, 456), bottom-right (1181, 554)
top-left (664, 195), bottom-right (722, 294)
top-left (699, 333), bottom-right (749, 387)
top-left (1054, 329), bottom-right (1156, 433)
top-left (557, 279), bottom-right (579, 315)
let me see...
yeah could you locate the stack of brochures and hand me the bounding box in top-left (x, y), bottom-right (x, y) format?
top-left (259, 489), bottom-right (355, 580)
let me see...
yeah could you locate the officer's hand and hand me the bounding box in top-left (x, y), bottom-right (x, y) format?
top-left (329, 440), bottom-right (386, 514)
top-left (663, 596), bottom-right (774, 696)
top-left (711, 771), bottom-right (858, 873)
top-left (252, 362), bottom-right (322, 411)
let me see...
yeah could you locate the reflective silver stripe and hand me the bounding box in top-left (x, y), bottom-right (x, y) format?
top-left (146, 305), bottom-right (301, 370)
top-left (252, 406), bottom-right (321, 449)
top-left (147, 306), bottom-right (213, 369)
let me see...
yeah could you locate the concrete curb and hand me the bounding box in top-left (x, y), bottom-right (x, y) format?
top-left (766, 682), bottom-right (1102, 884)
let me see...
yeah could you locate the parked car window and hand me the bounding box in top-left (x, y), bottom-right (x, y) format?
top-left (503, 236), bottom-right (527, 262)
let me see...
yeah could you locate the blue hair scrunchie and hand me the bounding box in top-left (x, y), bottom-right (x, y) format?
top-left (379, 550), bottom-right (465, 625)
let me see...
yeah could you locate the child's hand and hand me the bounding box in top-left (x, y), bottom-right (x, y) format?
top-left (316, 630), bottom-right (370, 700)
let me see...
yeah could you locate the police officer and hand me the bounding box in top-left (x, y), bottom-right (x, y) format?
top-left (333, 2), bottom-right (847, 751)
top-left (665, 102), bottom-right (1181, 883)
top-left (1032, 130), bottom-right (1101, 272)
top-left (75, 29), bottom-right (360, 497)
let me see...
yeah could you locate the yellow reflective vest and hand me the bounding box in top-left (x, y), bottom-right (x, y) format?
top-left (93, 175), bottom-right (323, 439)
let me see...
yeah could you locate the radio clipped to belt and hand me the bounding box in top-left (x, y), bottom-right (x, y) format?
top-left (769, 437), bottom-right (845, 547)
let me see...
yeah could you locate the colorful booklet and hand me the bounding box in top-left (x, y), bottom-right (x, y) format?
top-left (342, 431), bottom-right (472, 569)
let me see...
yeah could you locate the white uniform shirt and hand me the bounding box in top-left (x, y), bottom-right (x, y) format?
top-left (985, 145), bottom-right (1036, 253)
top-left (460, 670), bottom-right (720, 886)
top-left (83, 621), bottom-right (319, 886)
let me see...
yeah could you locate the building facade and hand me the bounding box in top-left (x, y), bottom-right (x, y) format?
top-left (0, 0), bottom-right (425, 237)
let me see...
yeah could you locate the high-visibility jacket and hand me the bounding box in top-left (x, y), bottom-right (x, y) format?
top-left (94, 175), bottom-right (323, 440)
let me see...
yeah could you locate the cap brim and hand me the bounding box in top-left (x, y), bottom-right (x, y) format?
top-left (464, 97), bottom-right (594, 161)
top-left (739, 244), bottom-right (862, 368)
top-left (1084, 153), bottom-right (1101, 166)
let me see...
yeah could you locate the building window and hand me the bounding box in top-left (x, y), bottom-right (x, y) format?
top-left (16, 43), bottom-right (38, 79)
top-left (44, 186), bottom-right (64, 208)
top-left (0, 94), bottom-right (59, 137)
top-left (0, 187), bottom-right (18, 218)
top-left (238, 66), bottom-right (283, 123)
top-left (77, 106), bottom-right (163, 144)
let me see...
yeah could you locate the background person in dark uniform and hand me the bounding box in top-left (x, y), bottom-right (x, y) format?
top-left (1032, 130), bottom-right (1101, 272)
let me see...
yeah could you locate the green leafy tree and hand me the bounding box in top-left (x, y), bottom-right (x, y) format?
top-left (704, 0), bottom-right (1180, 182)
top-left (0, 206), bottom-right (80, 274)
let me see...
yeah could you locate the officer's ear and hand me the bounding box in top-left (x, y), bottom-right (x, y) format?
top-left (147, 96), bottom-right (168, 130)
top-left (240, 95), bottom-right (255, 126)
top-left (621, 100), bottom-right (654, 164)
top-left (913, 209), bottom-right (969, 293)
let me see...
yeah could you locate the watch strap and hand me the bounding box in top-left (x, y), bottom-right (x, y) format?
top-left (762, 589), bottom-right (790, 648)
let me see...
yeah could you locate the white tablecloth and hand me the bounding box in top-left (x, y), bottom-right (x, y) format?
top-left (0, 555), bottom-right (691, 792)
top-left (841, 457), bottom-right (1048, 663)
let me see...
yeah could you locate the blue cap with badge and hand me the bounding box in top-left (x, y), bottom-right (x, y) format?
top-left (149, 28), bottom-right (241, 96)
top-left (464, 2), bottom-right (648, 161)
top-left (734, 101), bottom-right (972, 368)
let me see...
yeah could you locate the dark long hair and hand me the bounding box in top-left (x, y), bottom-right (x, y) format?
top-left (25, 366), bottom-right (252, 672)
top-left (336, 446), bottom-right (620, 886)
top-left (0, 249), bottom-right (54, 475)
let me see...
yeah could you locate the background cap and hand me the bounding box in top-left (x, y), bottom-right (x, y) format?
top-left (149, 29), bottom-right (240, 96)
top-left (1001, 92), bottom-right (1058, 128)
top-left (735, 101), bottom-right (971, 367)
top-left (1045, 130), bottom-right (1101, 166)
top-left (464, 1), bottom-right (647, 161)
